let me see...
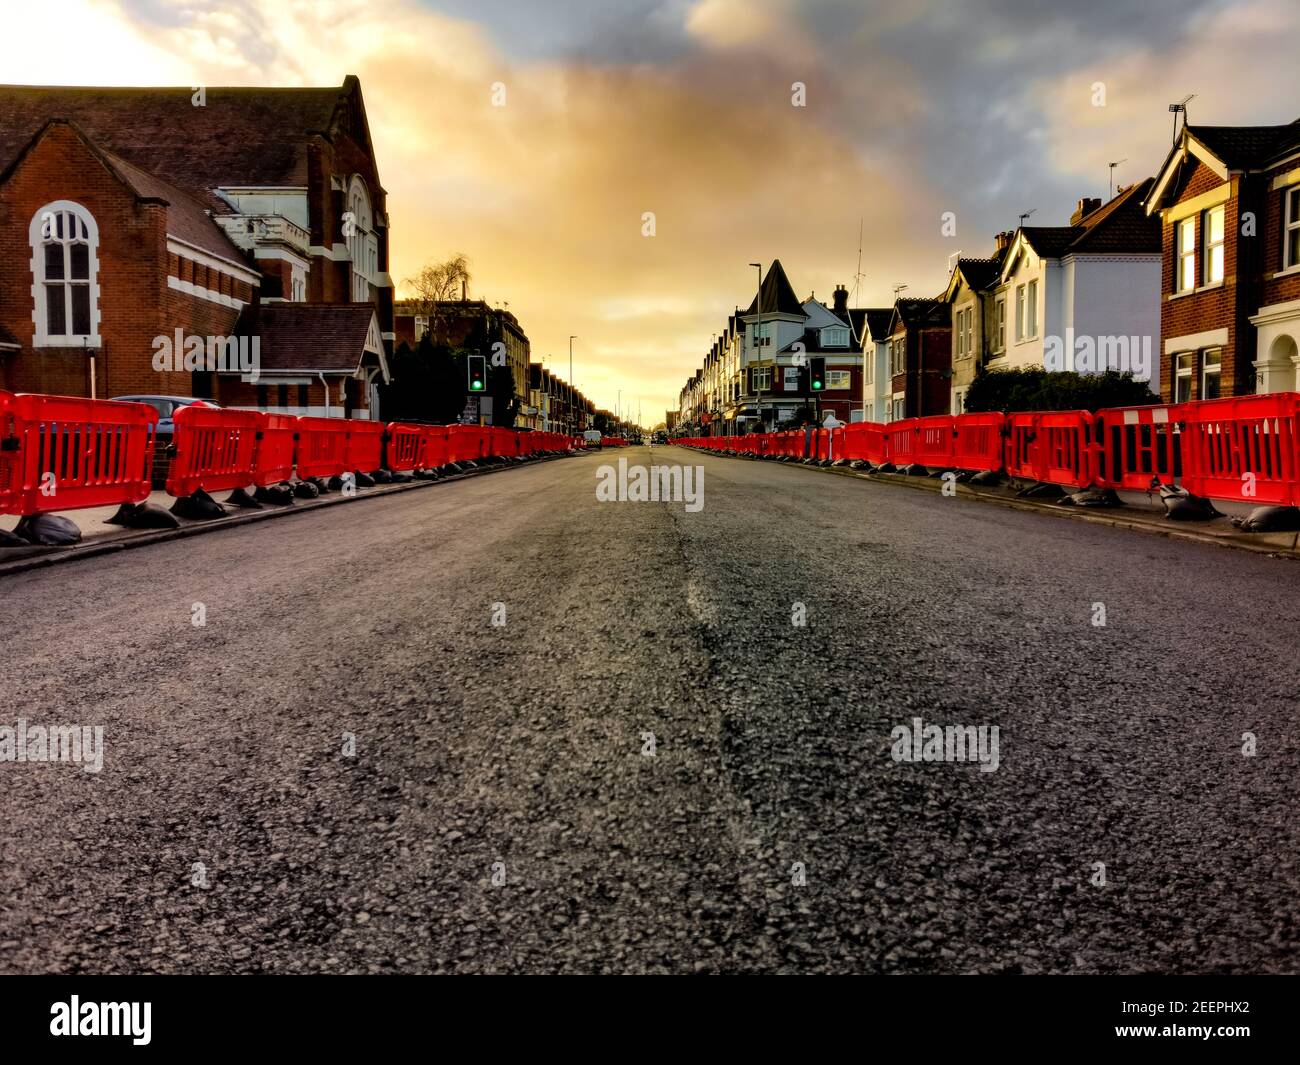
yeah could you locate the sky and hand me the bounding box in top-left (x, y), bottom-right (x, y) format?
top-left (3, 0), bottom-right (1298, 424)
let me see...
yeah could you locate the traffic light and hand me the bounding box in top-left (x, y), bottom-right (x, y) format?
top-left (468, 354), bottom-right (486, 392)
top-left (809, 357), bottom-right (826, 391)
top-left (796, 364), bottom-right (810, 393)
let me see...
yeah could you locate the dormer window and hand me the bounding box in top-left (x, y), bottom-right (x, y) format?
top-left (30, 201), bottom-right (101, 347)
top-left (820, 326), bottom-right (849, 347)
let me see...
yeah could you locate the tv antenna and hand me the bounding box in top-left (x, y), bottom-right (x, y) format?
top-left (1169, 94), bottom-right (1194, 143)
top-left (1108, 158), bottom-right (1128, 199)
top-left (1018, 208), bottom-right (1036, 228)
top-left (892, 283), bottom-right (908, 300)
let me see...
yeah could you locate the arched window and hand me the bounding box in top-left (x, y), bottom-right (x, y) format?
top-left (30, 201), bottom-right (101, 346)
top-left (346, 176), bottom-right (375, 302)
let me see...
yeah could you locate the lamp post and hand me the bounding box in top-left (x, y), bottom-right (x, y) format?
top-left (569, 335), bottom-right (576, 436)
top-left (749, 262), bottom-right (762, 433)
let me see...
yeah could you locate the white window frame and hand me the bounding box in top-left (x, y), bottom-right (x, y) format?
top-left (1015, 284), bottom-right (1026, 341)
top-left (890, 338), bottom-right (906, 376)
top-left (1201, 348), bottom-right (1222, 400)
top-left (1285, 186), bottom-right (1300, 270)
top-left (820, 326), bottom-right (849, 347)
top-left (1026, 279), bottom-right (1038, 338)
top-left (956, 308), bottom-right (967, 357)
top-left (1176, 216), bottom-right (1196, 293)
top-left (993, 298), bottom-right (1005, 352)
top-left (29, 200), bottom-right (102, 347)
top-left (751, 366), bottom-right (772, 391)
top-left (1203, 205), bottom-right (1225, 286)
top-left (826, 369), bottom-right (851, 390)
top-left (1174, 352), bottom-right (1194, 403)
top-left (346, 175), bottom-right (374, 303)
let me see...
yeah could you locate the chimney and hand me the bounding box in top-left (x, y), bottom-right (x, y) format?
top-left (1070, 197), bottom-right (1102, 225)
top-left (994, 230), bottom-right (1014, 254)
top-left (461, 278), bottom-right (468, 301)
top-left (832, 284), bottom-right (848, 314)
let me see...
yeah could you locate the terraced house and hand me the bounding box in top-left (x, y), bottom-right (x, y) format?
top-left (1145, 117), bottom-right (1300, 401)
top-left (0, 76), bottom-right (392, 417)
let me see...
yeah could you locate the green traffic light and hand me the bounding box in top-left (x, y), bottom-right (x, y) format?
top-left (471, 381), bottom-right (484, 391)
top-left (812, 382), bottom-right (822, 390)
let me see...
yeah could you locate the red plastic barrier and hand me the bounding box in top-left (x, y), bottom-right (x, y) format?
top-left (345, 419), bottom-right (385, 474)
top-left (253, 413), bottom-right (296, 487)
top-left (447, 424), bottom-right (485, 464)
top-left (1181, 394), bottom-right (1300, 505)
top-left (1036, 411), bottom-right (1095, 488)
top-left (886, 420), bottom-right (916, 466)
top-left (952, 413), bottom-right (1005, 471)
top-left (1003, 413), bottom-right (1039, 481)
top-left (0, 391), bottom-right (157, 515)
top-left (295, 416), bottom-right (349, 480)
top-left (913, 415), bottom-right (955, 468)
top-left (166, 404), bottom-right (260, 496)
top-left (386, 422), bottom-right (428, 471)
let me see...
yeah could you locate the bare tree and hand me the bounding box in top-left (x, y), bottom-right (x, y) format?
top-left (403, 254), bottom-right (472, 329)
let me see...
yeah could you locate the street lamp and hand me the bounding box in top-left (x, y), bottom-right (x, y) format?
top-left (749, 262), bottom-right (764, 435)
top-left (569, 335), bottom-right (577, 436)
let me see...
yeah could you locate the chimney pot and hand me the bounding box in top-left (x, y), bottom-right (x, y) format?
top-left (832, 284), bottom-right (849, 314)
top-left (1070, 197), bottom-right (1102, 225)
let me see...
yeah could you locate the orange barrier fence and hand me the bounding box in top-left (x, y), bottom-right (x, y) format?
top-left (675, 396), bottom-right (1300, 503)
top-left (295, 416), bottom-right (349, 480)
top-left (166, 404), bottom-right (260, 496)
top-left (1180, 394), bottom-right (1300, 506)
top-left (0, 391), bottom-right (157, 515)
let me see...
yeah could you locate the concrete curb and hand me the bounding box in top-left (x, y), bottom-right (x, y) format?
top-left (680, 449), bottom-right (1300, 561)
top-left (0, 453), bottom-right (579, 579)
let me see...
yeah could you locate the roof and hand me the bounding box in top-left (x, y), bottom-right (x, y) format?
top-left (98, 144), bottom-right (250, 264)
top-left (862, 308), bottom-right (894, 340)
top-left (893, 298), bottom-right (950, 330)
top-left (0, 79), bottom-right (366, 208)
top-left (1187, 120), bottom-right (1300, 170)
top-left (954, 256), bottom-right (1003, 291)
top-left (234, 302), bottom-right (382, 374)
top-left (743, 259), bottom-right (804, 317)
top-left (1014, 179), bottom-right (1160, 261)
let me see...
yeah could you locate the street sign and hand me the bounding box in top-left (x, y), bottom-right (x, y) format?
top-left (460, 397), bottom-right (479, 424)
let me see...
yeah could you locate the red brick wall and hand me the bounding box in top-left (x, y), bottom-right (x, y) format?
top-left (1159, 164), bottom-right (1241, 401)
top-left (0, 124), bottom-right (169, 399)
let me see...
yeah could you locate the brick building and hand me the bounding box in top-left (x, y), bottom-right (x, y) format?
top-left (1146, 118), bottom-right (1300, 401)
top-left (0, 77), bottom-right (392, 416)
top-left (887, 298), bottom-right (952, 419)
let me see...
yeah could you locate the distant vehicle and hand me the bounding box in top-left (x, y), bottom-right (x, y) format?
top-left (583, 429), bottom-right (602, 447)
top-left (111, 395), bottom-right (218, 434)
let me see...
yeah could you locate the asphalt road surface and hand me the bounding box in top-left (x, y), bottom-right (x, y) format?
top-left (2, 446), bottom-right (1298, 974)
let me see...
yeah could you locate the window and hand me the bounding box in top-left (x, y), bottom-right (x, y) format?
top-left (826, 370), bottom-right (851, 390)
top-left (751, 366), bottom-right (772, 390)
top-left (1176, 216), bottom-right (1196, 292)
top-left (298, 384), bottom-right (309, 408)
top-left (956, 308), bottom-right (967, 357)
top-left (955, 307), bottom-right (974, 358)
top-left (291, 267), bottom-right (306, 302)
top-left (864, 356), bottom-right (873, 387)
top-left (753, 322), bottom-right (774, 348)
top-left (346, 176), bottom-right (375, 302)
top-left (1284, 187), bottom-right (1300, 269)
top-left (415, 315), bottom-right (429, 338)
top-left (30, 202), bottom-right (100, 346)
top-left (820, 326), bottom-right (849, 347)
top-left (1174, 353), bottom-right (1194, 403)
top-left (890, 338), bottom-right (906, 375)
top-left (1203, 205), bottom-right (1225, 285)
top-left (1015, 285), bottom-right (1026, 341)
top-left (993, 298), bottom-right (1006, 352)
top-left (1026, 279), bottom-right (1038, 337)
top-left (891, 397), bottom-right (905, 421)
top-left (1202, 348), bottom-right (1222, 400)
top-left (952, 389), bottom-right (966, 414)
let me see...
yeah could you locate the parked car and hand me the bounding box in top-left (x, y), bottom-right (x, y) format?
top-left (110, 395), bottom-right (219, 488)
top-left (110, 395), bottom-right (218, 434)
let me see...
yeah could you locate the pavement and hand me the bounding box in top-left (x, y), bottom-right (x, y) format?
top-left (1, 445), bottom-right (1298, 974)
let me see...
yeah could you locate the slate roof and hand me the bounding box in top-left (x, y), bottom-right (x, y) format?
top-left (1019, 179), bottom-right (1160, 258)
top-left (1188, 120), bottom-right (1300, 169)
top-left (862, 308), bottom-right (894, 340)
top-left (234, 303), bottom-right (379, 374)
top-left (893, 298), bottom-right (950, 329)
top-left (743, 259), bottom-right (804, 317)
top-left (0, 81), bottom-right (359, 209)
